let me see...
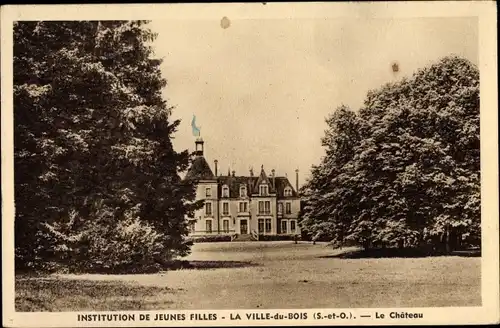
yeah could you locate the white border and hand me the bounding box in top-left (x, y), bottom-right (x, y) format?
top-left (2, 2), bottom-right (499, 327)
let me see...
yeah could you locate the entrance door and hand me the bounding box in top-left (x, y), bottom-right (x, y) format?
top-left (240, 219), bottom-right (248, 234)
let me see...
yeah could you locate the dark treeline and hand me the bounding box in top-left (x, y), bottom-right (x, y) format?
top-left (14, 21), bottom-right (202, 272)
top-left (299, 56), bottom-right (480, 253)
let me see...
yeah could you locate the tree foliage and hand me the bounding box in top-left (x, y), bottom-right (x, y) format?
top-left (300, 56), bottom-right (480, 252)
top-left (14, 21), bottom-right (200, 271)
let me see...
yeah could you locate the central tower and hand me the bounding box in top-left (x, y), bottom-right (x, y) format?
top-left (195, 137), bottom-right (204, 156)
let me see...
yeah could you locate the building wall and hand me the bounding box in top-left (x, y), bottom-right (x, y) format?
top-left (234, 197), bottom-right (251, 234)
top-left (192, 181), bottom-right (220, 234)
top-left (277, 198), bottom-right (301, 235)
top-left (281, 198), bottom-right (300, 218)
top-left (251, 196), bottom-right (277, 235)
top-left (220, 198), bottom-right (237, 234)
top-left (189, 183), bottom-right (300, 236)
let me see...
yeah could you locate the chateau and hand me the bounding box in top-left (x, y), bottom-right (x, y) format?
top-left (185, 138), bottom-right (301, 237)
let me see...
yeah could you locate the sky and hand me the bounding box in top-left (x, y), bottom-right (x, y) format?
top-left (148, 17), bottom-right (478, 186)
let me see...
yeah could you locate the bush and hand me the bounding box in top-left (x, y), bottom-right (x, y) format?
top-left (257, 234), bottom-right (301, 241)
top-left (40, 205), bottom-right (170, 273)
top-left (188, 235), bottom-right (232, 243)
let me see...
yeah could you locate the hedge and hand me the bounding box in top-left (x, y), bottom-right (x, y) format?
top-left (257, 234), bottom-right (301, 241)
top-left (188, 235), bottom-right (233, 243)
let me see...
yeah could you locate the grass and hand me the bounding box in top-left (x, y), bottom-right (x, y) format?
top-left (15, 278), bottom-right (176, 311)
top-left (15, 241), bottom-right (481, 311)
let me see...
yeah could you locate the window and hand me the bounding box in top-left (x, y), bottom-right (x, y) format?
top-left (222, 202), bottom-right (229, 215)
top-left (286, 202), bottom-right (292, 214)
top-left (240, 185), bottom-right (247, 197)
top-left (281, 220), bottom-right (287, 234)
top-left (206, 220), bottom-right (212, 233)
top-left (265, 219), bottom-right (272, 233)
top-left (258, 201), bottom-right (271, 214)
top-left (205, 187), bottom-right (212, 198)
top-left (223, 220), bottom-right (230, 233)
top-left (205, 202), bottom-right (212, 216)
top-left (239, 202), bottom-right (248, 213)
top-left (290, 220), bottom-right (296, 233)
top-left (284, 187), bottom-right (292, 197)
top-left (278, 203), bottom-right (283, 214)
top-left (258, 219), bottom-right (264, 233)
top-left (222, 186), bottom-right (229, 198)
top-left (259, 184), bottom-right (268, 196)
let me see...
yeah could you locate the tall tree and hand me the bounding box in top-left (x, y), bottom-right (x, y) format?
top-left (300, 105), bottom-right (362, 246)
top-left (301, 56), bottom-right (480, 252)
top-left (14, 21), bottom-right (199, 271)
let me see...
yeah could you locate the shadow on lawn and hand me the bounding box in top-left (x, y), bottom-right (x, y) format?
top-left (168, 260), bottom-right (260, 270)
top-left (16, 260), bottom-right (259, 275)
top-left (319, 248), bottom-right (481, 259)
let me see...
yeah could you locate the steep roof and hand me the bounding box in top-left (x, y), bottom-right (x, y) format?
top-left (216, 174), bottom-right (297, 199)
top-left (185, 156), bottom-right (215, 180)
top-left (252, 166), bottom-right (276, 194)
top-left (275, 177), bottom-right (298, 198)
top-left (217, 176), bottom-right (257, 198)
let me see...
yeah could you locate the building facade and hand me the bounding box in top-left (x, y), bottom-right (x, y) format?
top-left (185, 138), bottom-right (301, 237)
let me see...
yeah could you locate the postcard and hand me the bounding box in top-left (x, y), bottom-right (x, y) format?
top-left (1, 2), bottom-right (498, 327)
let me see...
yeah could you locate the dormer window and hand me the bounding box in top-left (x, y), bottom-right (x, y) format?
top-left (240, 185), bottom-right (247, 197)
top-left (259, 184), bottom-right (268, 196)
top-left (284, 187), bottom-right (292, 197)
top-left (222, 185), bottom-right (229, 198)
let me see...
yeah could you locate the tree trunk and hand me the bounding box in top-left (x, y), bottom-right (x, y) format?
top-left (445, 226), bottom-right (451, 253)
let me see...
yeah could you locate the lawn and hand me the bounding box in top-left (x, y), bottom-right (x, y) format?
top-left (15, 241), bottom-right (481, 311)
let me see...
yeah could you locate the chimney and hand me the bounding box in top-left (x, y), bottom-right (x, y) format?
top-left (232, 170), bottom-right (235, 177)
top-left (295, 169), bottom-right (299, 192)
top-left (214, 160), bottom-right (218, 176)
top-left (249, 167), bottom-right (254, 177)
top-left (271, 169), bottom-right (275, 189)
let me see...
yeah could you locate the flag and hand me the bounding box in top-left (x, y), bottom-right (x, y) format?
top-left (191, 115), bottom-right (201, 136)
